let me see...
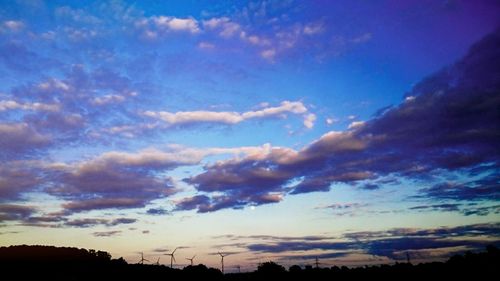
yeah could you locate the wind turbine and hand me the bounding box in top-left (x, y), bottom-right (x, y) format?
top-left (218, 252), bottom-right (230, 274)
top-left (235, 265), bottom-right (241, 273)
top-left (186, 255), bottom-right (196, 266)
top-left (155, 257), bottom-right (161, 266)
top-left (164, 247), bottom-right (178, 268)
top-left (138, 252), bottom-right (149, 265)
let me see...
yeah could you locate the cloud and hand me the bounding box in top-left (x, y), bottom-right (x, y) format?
top-left (2, 20), bottom-right (24, 32)
top-left (461, 205), bottom-right (500, 216)
top-left (303, 113), bottom-right (316, 129)
top-left (303, 22), bottom-right (324, 35)
top-left (198, 41), bottom-right (215, 49)
top-left (409, 203), bottom-right (461, 212)
top-left (260, 49), bottom-right (276, 61)
top-left (93, 230), bottom-right (122, 237)
top-left (146, 208), bottom-right (169, 215)
top-left (44, 150), bottom-right (181, 213)
top-left (142, 100), bottom-right (312, 128)
top-left (232, 223), bottom-right (500, 261)
top-left (135, 15), bottom-right (200, 37)
top-left (91, 94), bottom-right (126, 106)
top-left (65, 217), bottom-right (136, 228)
top-left (153, 16), bottom-right (200, 33)
top-left (0, 123), bottom-right (51, 157)
top-left (0, 162), bottom-right (42, 201)
top-left (0, 100), bottom-right (60, 112)
top-left (0, 204), bottom-right (36, 221)
top-left (182, 29), bottom-right (500, 212)
top-left (203, 17), bottom-right (240, 38)
top-left (0, 41), bottom-right (60, 73)
top-left (417, 174), bottom-right (500, 201)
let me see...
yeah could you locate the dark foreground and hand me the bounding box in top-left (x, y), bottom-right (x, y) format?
top-left (0, 245), bottom-right (499, 280)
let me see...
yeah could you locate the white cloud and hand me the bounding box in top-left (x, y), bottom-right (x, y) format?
top-left (2, 20), bottom-right (24, 32)
top-left (91, 94), bottom-right (126, 106)
top-left (37, 79), bottom-right (70, 92)
top-left (351, 33), bottom-right (372, 44)
top-left (143, 100), bottom-right (309, 126)
top-left (261, 49), bottom-right (276, 61)
top-left (198, 41), bottom-right (215, 49)
top-left (152, 16), bottom-right (200, 34)
top-left (303, 23), bottom-right (323, 35)
top-left (326, 118), bottom-right (338, 125)
top-left (303, 113), bottom-right (317, 129)
top-left (348, 121), bottom-right (365, 129)
top-left (202, 17), bottom-right (229, 29)
top-left (203, 17), bottom-right (240, 38)
top-left (0, 100), bottom-right (60, 112)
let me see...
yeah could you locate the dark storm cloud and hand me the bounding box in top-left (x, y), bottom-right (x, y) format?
top-left (184, 28), bottom-right (500, 212)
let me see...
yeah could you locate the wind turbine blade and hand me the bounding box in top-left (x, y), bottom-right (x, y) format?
top-left (192, 255), bottom-right (196, 259)
top-left (172, 247), bottom-right (178, 255)
top-left (172, 256), bottom-right (176, 263)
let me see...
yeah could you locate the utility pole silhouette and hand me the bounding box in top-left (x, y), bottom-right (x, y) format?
top-left (236, 265), bottom-right (241, 273)
top-left (406, 252), bottom-right (411, 264)
top-left (314, 257), bottom-right (320, 269)
top-left (218, 252), bottom-right (229, 274)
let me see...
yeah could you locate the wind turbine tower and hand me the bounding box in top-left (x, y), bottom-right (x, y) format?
top-left (164, 247), bottom-right (178, 268)
top-left (138, 252), bottom-right (149, 265)
top-left (186, 255), bottom-right (196, 266)
top-left (218, 252), bottom-right (229, 274)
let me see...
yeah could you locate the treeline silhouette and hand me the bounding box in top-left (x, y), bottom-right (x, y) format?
top-left (0, 245), bottom-right (498, 280)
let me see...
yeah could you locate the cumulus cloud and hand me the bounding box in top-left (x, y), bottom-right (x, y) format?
top-left (0, 162), bottom-right (41, 201)
top-left (182, 28), bottom-right (500, 212)
top-left (46, 154), bottom-right (178, 213)
top-left (0, 123), bottom-right (51, 157)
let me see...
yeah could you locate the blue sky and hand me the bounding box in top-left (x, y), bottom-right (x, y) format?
top-left (0, 0), bottom-right (499, 271)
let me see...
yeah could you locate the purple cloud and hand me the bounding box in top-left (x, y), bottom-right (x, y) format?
top-left (0, 163), bottom-right (41, 201)
top-left (233, 223), bottom-right (500, 260)
top-left (184, 28), bottom-right (500, 212)
top-left (0, 204), bottom-right (36, 221)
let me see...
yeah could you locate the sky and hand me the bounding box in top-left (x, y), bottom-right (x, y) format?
top-left (0, 0), bottom-right (499, 272)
